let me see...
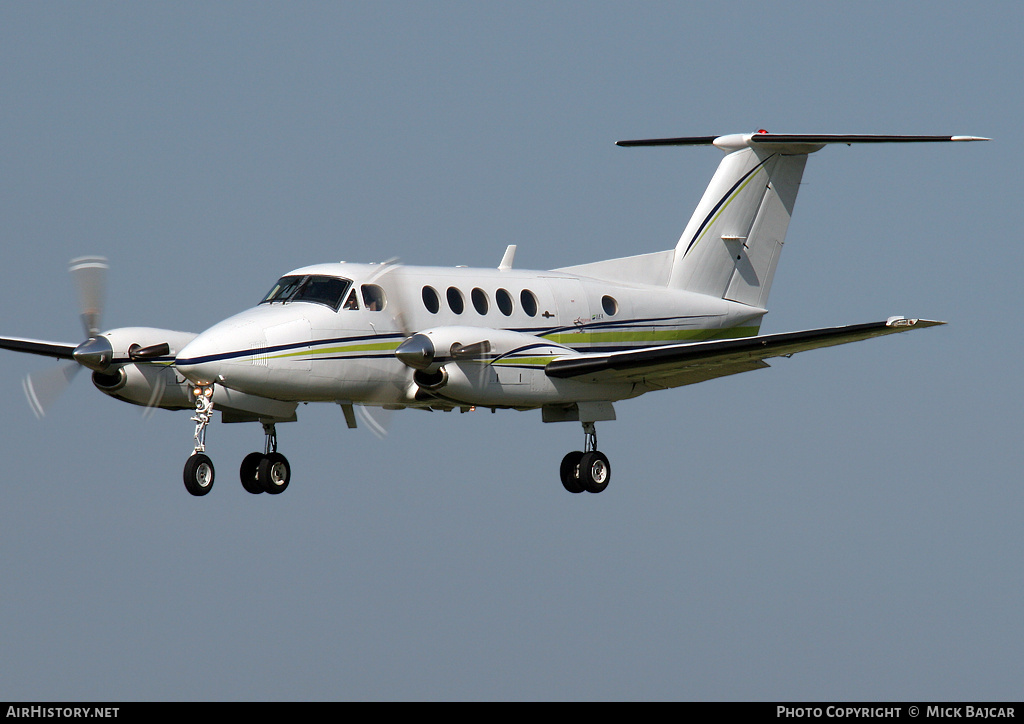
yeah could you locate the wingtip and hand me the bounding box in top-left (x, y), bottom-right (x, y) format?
top-left (886, 317), bottom-right (946, 328)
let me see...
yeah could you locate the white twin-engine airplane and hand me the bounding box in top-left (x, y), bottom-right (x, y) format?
top-left (0, 131), bottom-right (986, 496)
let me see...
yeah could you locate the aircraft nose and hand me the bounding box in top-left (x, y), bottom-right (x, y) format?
top-left (175, 311), bottom-right (288, 391)
top-left (175, 333), bottom-right (224, 386)
top-left (176, 308), bottom-right (313, 393)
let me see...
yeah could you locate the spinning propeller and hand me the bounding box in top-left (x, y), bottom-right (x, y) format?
top-left (14, 256), bottom-right (174, 417)
top-left (22, 256), bottom-right (109, 417)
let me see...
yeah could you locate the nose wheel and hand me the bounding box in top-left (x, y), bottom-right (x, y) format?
top-left (184, 453), bottom-right (215, 496)
top-left (559, 422), bottom-right (610, 494)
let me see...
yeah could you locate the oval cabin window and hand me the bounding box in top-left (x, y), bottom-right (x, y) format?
top-left (471, 288), bottom-right (489, 315)
top-left (422, 286), bottom-right (440, 314)
top-left (447, 287), bottom-right (465, 314)
top-left (496, 288), bottom-right (514, 316)
top-left (520, 289), bottom-right (538, 317)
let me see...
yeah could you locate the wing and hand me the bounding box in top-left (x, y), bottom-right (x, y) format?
top-left (544, 317), bottom-right (942, 389)
top-left (0, 335), bottom-right (77, 360)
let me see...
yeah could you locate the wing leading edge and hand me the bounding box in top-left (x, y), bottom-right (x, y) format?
top-left (544, 318), bottom-right (943, 388)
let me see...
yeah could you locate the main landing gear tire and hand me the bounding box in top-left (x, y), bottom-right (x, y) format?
top-left (560, 451), bottom-right (585, 494)
top-left (239, 452), bottom-right (265, 494)
top-left (183, 453), bottom-right (215, 496)
top-left (563, 421), bottom-right (610, 494)
top-left (578, 451), bottom-right (610, 494)
top-left (259, 452), bottom-right (291, 494)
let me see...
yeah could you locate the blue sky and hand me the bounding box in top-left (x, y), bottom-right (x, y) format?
top-left (0, 1), bottom-right (1019, 701)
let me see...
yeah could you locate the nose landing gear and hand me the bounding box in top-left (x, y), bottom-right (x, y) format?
top-left (183, 384), bottom-right (216, 496)
top-left (559, 422), bottom-right (610, 494)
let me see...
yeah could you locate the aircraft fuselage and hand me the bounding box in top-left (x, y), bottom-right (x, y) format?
top-left (175, 261), bottom-right (765, 408)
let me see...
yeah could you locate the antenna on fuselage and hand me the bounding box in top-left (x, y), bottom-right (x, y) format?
top-left (498, 245), bottom-right (517, 271)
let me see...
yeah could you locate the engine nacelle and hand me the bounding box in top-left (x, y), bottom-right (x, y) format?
top-left (92, 363), bottom-right (194, 410)
top-left (74, 327), bottom-right (198, 373)
top-left (100, 327), bottom-right (197, 367)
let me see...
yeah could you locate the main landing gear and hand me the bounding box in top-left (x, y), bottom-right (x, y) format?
top-left (239, 422), bottom-right (291, 495)
top-left (559, 422), bottom-right (610, 494)
top-left (181, 384), bottom-right (292, 497)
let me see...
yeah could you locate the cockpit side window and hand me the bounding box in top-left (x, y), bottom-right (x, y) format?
top-left (361, 284), bottom-right (386, 311)
top-left (260, 275), bottom-right (352, 311)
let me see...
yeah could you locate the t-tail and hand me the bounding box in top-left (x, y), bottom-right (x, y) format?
top-left (616, 132), bottom-right (988, 309)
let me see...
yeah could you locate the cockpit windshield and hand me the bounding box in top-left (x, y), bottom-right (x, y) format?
top-left (260, 275), bottom-right (353, 311)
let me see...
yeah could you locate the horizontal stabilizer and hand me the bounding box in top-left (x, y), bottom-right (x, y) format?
top-left (749, 134), bottom-right (990, 145)
top-left (546, 317), bottom-right (943, 384)
top-left (617, 136), bottom-right (719, 147)
top-left (617, 133), bottom-right (989, 148)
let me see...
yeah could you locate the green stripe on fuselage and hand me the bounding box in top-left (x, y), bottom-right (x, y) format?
top-left (266, 340), bottom-right (402, 361)
top-left (253, 326), bottom-right (761, 364)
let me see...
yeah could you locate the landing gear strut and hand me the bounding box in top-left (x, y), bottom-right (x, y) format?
top-left (183, 384), bottom-right (216, 496)
top-left (239, 421), bottom-right (291, 495)
top-left (559, 421), bottom-right (610, 494)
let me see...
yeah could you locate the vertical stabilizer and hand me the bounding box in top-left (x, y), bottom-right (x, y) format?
top-left (612, 133), bottom-right (987, 306)
top-left (614, 132), bottom-right (988, 308)
top-left (667, 143), bottom-right (806, 308)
